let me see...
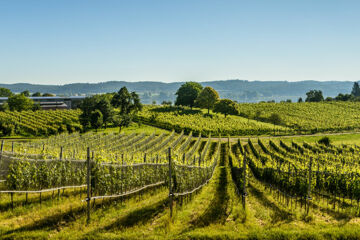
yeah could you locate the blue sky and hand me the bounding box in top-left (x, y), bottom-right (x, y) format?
top-left (0, 0), bottom-right (359, 84)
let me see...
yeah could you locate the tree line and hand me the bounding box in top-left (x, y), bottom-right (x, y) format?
top-left (174, 82), bottom-right (237, 117)
top-left (299, 82), bottom-right (360, 103)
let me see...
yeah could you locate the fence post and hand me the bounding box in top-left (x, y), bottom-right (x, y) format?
top-left (168, 147), bottom-right (173, 218)
top-left (307, 157), bottom-right (313, 214)
top-left (11, 141), bottom-right (14, 153)
top-left (182, 153), bottom-right (185, 165)
top-left (0, 140), bottom-right (4, 162)
top-left (86, 147), bottom-right (91, 225)
top-left (144, 153), bottom-right (147, 163)
top-left (60, 147), bottom-right (63, 160)
top-left (242, 152), bottom-right (247, 208)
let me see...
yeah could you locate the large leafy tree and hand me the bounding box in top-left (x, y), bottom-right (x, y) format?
top-left (351, 82), bottom-right (360, 97)
top-left (195, 87), bottom-right (219, 114)
top-left (305, 90), bottom-right (324, 102)
top-left (96, 97), bottom-right (113, 128)
top-left (111, 87), bottom-right (142, 132)
top-left (79, 95), bottom-right (114, 129)
top-left (175, 82), bottom-right (203, 109)
top-left (90, 110), bottom-right (103, 132)
top-left (0, 87), bottom-right (13, 97)
top-left (213, 99), bottom-right (238, 117)
top-left (7, 94), bottom-right (35, 111)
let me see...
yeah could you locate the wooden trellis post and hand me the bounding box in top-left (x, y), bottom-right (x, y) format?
top-left (307, 157), bottom-right (313, 215)
top-left (0, 140), bottom-right (4, 160)
top-left (60, 147), bottom-right (63, 160)
top-left (242, 152), bottom-right (247, 209)
top-left (86, 147), bottom-right (91, 225)
top-left (168, 147), bottom-right (173, 218)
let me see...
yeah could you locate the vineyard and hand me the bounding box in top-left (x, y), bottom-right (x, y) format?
top-left (2, 131), bottom-right (360, 239)
top-left (136, 102), bottom-right (360, 137)
top-left (0, 109), bottom-right (81, 136)
top-left (238, 101), bottom-right (360, 134)
top-left (136, 105), bottom-right (289, 136)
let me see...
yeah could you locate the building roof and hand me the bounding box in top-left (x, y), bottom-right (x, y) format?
top-left (0, 96), bottom-right (86, 101)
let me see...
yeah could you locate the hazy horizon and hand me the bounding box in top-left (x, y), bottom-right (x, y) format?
top-left (1, 0), bottom-right (359, 84)
top-left (1, 79), bottom-right (360, 86)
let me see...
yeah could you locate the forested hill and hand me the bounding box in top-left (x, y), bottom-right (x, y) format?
top-left (0, 80), bottom-right (356, 103)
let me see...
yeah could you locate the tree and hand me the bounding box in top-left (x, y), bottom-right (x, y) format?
top-left (32, 92), bottom-right (42, 97)
top-left (298, 97), bottom-right (303, 103)
top-left (7, 94), bottom-right (35, 111)
top-left (318, 136), bottom-right (330, 146)
top-left (21, 90), bottom-right (30, 97)
top-left (111, 87), bottom-right (131, 113)
top-left (195, 87), bottom-right (219, 114)
top-left (351, 82), bottom-right (360, 97)
top-left (79, 95), bottom-right (114, 129)
top-left (305, 90), bottom-right (324, 102)
top-left (90, 110), bottom-right (103, 131)
top-left (268, 113), bottom-right (282, 136)
top-left (335, 93), bottom-right (353, 101)
top-left (42, 93), bottom-right (55, 97)
top-left (95, 97), bottom-right (113, 128)
top-left (111, 87), bottom-right (142, 131)
top-left (162, 100), bottom-right (172, 106)
top-left (0, 88), bottom-right (13, 97)
top-left (213, 99), bottom-right (238, 117)
top-left (175, 82), bottom-right (203, 109)
top-left (113, 114), bottom-right (131, 133)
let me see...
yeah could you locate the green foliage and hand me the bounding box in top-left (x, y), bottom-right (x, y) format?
top-left (318, 136), bottom-right (330, 146)
top-left (175, 82), bottom-right (203, 108)
top-left (0, 109), bottom-right (81, 136)
top-left (195, 87), bottom-right (219, 114)
top-left (32, 92), bottom-right (42, 97)
top-left (79, 95), bottom-right (114, 130)
top-left (237, 102), bottom-right (360, 134)
top-left (137, 105), bottom-right (288, 136)
top-left (306, 90), bottom-right (324, 102)
top-left (21, 90), bottom-right (30, 97)
top-left (90, 110), bottom-right (103, 131)
top-left (0, 87), bottom-right (13, 97)
top-left (111, 87), bottom-right (142, 114)
top-left (0, 120), bottom-right (15, 136)
top-left (6, 160), bottom-right (86, 191)
top-left (113, 114), bottom-right (131, 132)
top-left (7, 94), bottom-right (35, 111)
top-left (42, 93), bottom-right (55, 97)
top-left (111, 87), bottom-right (142, 131)
top-left (268, 113), bottom-right (282, 125)
top-left (351, 82), bottom-right (360, 97)
top-left (213, 99), bottom-right (238, 117)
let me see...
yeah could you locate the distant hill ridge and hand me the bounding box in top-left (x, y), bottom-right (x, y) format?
top-left (0, 80), bottom-right (357, 103)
